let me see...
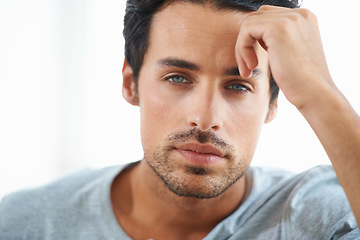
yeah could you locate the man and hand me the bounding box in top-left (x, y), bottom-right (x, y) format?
top-left (1, 0), bottom-right (360, 239)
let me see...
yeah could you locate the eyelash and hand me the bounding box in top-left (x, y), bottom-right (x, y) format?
top-left (165, 75), bottom-right (192, 85)
top-left (225, 83), bottom-right (252, 93)
top-left (164, 75), bottom-right (252, 93)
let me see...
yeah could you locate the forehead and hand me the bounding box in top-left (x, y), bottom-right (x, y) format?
top-left (155, 2), bottom-right (247, 33)
top-left (142, 1), bottom-right (268, 79)
top-left (151, 2), bottom-right (246, 47)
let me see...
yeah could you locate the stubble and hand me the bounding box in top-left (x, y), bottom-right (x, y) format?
top-left (145, 128), bottom-right (248, 199)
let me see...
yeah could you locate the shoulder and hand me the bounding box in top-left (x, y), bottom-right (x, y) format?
top-left (250, 165), bottom-right (346, 199)
top-left (0, 165), bottom-right (124, 239)
top-left (228, 165), bottom-right (359, 239)
top-left (281, 165), bottom-right (359, 239)
top-left (1, 165), bottom-right (120, 205)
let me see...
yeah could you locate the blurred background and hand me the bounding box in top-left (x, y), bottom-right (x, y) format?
top-left (0, 0), bottom-right (359, 200)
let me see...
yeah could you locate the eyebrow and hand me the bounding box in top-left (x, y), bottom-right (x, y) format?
top-left (157, 57), bottom-right (200, 71)
top-left (224, 67), bottom-right (263, 78)
top-left (157, 57), bottom-right (262, 78)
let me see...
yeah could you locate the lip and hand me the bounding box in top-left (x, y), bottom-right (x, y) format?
top-left (175, 143), bottom-right (226, 166)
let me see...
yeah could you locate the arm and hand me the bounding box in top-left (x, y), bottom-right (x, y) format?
top-left (235, 5), bottom-right (360, 225)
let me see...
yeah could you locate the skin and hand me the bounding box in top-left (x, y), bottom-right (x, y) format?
top-left (115, 2), bottom-right (360, 240)
top-left (118, 3), bottom-right (275, 239)
top-left (235, 5), bottom-right (360, 228)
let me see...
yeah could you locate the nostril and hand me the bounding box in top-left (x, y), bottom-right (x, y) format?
top-left (190, 121), bottom-right (197, 127)
top-left (211, 125), bottom-right (219, 131)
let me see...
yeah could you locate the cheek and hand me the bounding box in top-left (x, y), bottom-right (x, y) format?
top-left (225, 97), bottom-right (269, 156)
top-left (138, 83), bottom-right (184, 152)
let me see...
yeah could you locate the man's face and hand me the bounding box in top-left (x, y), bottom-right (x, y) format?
top-left (129, 2), bottom-right (275, 198)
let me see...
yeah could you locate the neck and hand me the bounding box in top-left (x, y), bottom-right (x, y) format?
top-left (111, 161), bottom-right (247, 239)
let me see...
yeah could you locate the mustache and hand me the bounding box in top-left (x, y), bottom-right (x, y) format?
top-left (167, 128), bottom-right (234, 151)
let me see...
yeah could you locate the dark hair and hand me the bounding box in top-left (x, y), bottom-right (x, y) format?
top-left (124, 0), bottom-right (301, 106)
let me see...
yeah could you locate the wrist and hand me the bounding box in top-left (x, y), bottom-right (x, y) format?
top-left (295, 77), bottom-right (344, 118)
top-left (296, 79), bottom-right (359, 145)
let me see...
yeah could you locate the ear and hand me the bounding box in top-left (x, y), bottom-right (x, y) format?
top-left (122, 59), bottom-right (139, 106)
top-left (265, 98), bottom-right (278, 123)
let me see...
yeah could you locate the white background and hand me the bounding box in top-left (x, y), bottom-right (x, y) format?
top-left (0, 0), bottom-right (359, 200)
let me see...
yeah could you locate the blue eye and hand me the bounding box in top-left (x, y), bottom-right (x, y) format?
top-left (227, 84), bottom-right (249, 92)
top-left (167, 75), bottom-right (190, 84)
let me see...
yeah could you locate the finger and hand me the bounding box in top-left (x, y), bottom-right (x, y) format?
top-left (236, 24), bottom-right (262, 78)
top-left (236, 8), bottom-right (298, 79)
top-left (242, 46), bottom-right (258, 71)
top-left (235, 51), bottom-right (253, 79)
top-left (235, 38), bottom-right (258, 78)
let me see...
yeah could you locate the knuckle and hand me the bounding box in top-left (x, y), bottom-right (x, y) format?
top-left (271, 18), bottom-right (293, 38)
top-left (239, 17), bottom-right (254, 31)
top-left (280, 18), bottom-right (293, 31)
top-left (296, 8), bottom-right (316, 20)
top-left (245, 10), bottom-right (261, 19)
top-left (258, 5), bottom-right (273, 11)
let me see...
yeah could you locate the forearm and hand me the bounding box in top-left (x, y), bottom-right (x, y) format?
top-left (234, 5), bottom-right (360, 225)
top-left (299, 82), bottom-right (360, 225)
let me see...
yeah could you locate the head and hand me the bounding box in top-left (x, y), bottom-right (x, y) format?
top-left (122, 0), bottom-right (300, 199)
top-left (124, 0), bottom-right (300, 107)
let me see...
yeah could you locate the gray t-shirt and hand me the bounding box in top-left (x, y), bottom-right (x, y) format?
top-left (0, 163), bottom-right (359, 239)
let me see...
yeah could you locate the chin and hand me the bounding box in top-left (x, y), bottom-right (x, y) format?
top-left (159, 167), bottom-right (245, 199)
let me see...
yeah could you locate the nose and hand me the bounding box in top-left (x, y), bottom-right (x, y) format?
top-left (186, 86), bottom-right (223, 132)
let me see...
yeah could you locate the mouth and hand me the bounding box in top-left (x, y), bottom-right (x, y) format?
top-left (174, 143), bottom-right (226, 166)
